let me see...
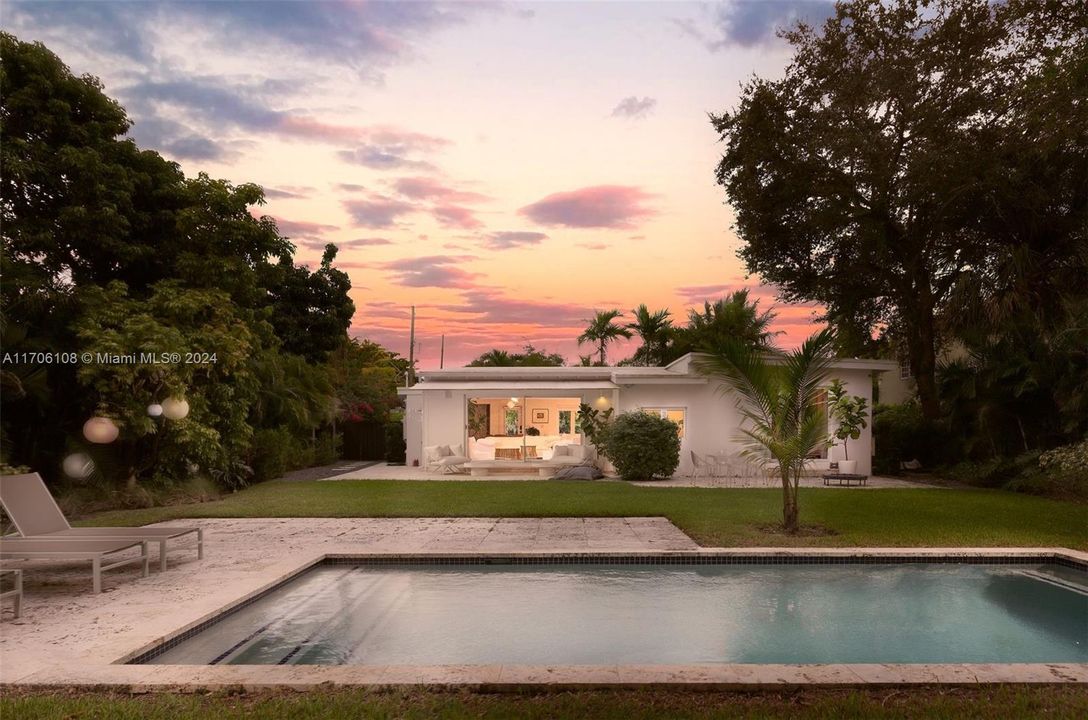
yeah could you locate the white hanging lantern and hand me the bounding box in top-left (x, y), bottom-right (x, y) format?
top-left (62, 453), bottom-right (95, 479)
top-left (161, 397), bottom-right (190, 420)
top-left (82, 417), bottom-right (119, 444)
top-left (147, 403), bottom-right (164, 418)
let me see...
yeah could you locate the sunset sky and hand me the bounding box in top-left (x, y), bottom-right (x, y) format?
top-left (5, 1), bottom-right (835, 367)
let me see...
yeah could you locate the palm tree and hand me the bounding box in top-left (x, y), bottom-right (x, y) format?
top-left (695, 329), bottom-right (835, 532)
top-left (686, 290), bottom-right (778, 350)
top-left (468, 349), bottom-right (514, 367)
top-left (578, 309), bottom-right (633, 365)
top-left (626, 305), bottom-right (673, 366)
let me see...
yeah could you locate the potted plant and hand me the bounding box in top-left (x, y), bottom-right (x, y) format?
top-left (827, 379), bottom-right (869, 474)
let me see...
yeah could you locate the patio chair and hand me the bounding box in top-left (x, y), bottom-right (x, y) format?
top-left (0, 537), bottom-right (149, 593)
top-left (0, 473), bottom-right (203, 572)
top-left (690, 451), bottom-right (714, 479)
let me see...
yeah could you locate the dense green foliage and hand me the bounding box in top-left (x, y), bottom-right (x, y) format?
top-left (0, 34), bottom-right (401, 491)
top-left (468, 344), bottom-right (565, 367)
top-left (597, 412), bottom-right (681, 481)
top-left (6, 686), bottom-right (1087, 720)
top-left (712, 0), bottom-right (1087, 421)
top-left (695, 330), bottom-right (835, 532)
top-left (79, 480), bottom-right (1088, 551)
top-left (872, 403), bottom-right (938, 475)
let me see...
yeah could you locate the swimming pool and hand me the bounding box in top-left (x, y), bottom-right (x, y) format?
top-left (141, 559), bottom-right (1087, 666)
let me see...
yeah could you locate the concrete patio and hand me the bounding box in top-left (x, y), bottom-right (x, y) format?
top-left (325, 462), bottom-right (942, 488)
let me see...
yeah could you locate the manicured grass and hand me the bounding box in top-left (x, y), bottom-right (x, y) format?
top-left (78, 480), bottom-right (1088, 549)
top-left (4, 687), bottom-right (1088, 720)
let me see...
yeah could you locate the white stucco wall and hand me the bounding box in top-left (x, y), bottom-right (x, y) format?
top-left (401, 366), bottom-right (878, 476)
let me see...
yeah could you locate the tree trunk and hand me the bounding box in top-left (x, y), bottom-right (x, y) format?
top-left (781, 468), bottom-right (798, 532)
top-left (907, 285), bottom-right (941, 420)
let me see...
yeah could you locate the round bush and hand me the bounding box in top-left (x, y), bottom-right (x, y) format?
top-left (599, 412), bottom-right (680, 481)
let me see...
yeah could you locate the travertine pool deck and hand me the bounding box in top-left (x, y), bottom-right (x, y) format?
top-left (0, 517), bottom-right (1084, 690)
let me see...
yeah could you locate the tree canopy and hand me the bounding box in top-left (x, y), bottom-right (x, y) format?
top-left (0, 33), bottom-right (390, 490)
top-left (711, 0), bottom-right (1088, 418)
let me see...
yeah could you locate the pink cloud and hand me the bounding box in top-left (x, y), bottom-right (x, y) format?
top-left (392, 176), bottom-right (489, 203)
top-left (519, 185), bottom-right (658, 229)
top-left (342, 193), bottom-right (417, 228)
top-left (271, 217), bottom-right (339, 238)
top-left (433, 204), bottom-right (483, 229)
top-left (381, 255), bottom-right (480, 288)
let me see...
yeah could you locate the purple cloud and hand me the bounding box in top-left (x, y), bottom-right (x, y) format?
top-left (272, 217), bottom-right (340, 239)
top-left (483, 231), bottom-right (548, 250)
top-left (610, 96), bottom-right (657, 119)
top-left (519, 185), bottom-right (658, 229)
top-left (263, 185), bottom-right (315, 200)
top-left (382, 255), bottom-right (480, 288)
top-left (342, 193), bottom-right (417, 228)
top-left (676, 1), bottom-right (836, 51)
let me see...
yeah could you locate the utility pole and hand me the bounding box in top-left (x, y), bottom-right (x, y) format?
top-left (440, 335), bottom-right (445, 369)
top-left (407, 306), bottom-right (416, 387)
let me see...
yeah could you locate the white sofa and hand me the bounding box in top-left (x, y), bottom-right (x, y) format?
top-left (469, 435), bottom-right (582, 460)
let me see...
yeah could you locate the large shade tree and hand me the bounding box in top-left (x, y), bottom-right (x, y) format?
top-left (711, 0), bottom-right (1087, 419)
top-left (0, 34), bottom-right (361, 488)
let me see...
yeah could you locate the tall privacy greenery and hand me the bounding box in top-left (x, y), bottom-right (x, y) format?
top-left (0, 34), bottom-right (401, 491)
top-left (696, 330), bottom-right (836, 533)
top-left (711, 0), bottom-right (1087, 420)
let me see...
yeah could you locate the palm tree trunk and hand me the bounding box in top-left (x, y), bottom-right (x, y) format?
top-left (781, 467), bottom-right (799, 532)
top-left (598, 341), bottom-right (606, 365)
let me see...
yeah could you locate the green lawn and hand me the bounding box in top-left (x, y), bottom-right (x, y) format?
top-left (79, 480), bottom-right (1088, 549)
top-left (5, 687), bottom-right (1088, 720)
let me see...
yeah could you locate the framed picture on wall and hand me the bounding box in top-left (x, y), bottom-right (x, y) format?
top-left (532, 408), bottom-right (549, 424)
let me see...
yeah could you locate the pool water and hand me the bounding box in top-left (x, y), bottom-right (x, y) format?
top-left (146, 562), bottom-right (1088, 665)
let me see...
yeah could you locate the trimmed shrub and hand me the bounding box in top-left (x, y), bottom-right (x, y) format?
top-left (385, 421), bottom-right (406, 464)
top-left (598, 411), bottom-right (680, 481)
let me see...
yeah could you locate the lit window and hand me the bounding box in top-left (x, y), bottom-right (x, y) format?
top-left (641, 408), bottom-right (685, 438)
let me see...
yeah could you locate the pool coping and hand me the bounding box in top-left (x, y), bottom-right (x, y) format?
top-left (9, 546), bottom-right (1088, 690)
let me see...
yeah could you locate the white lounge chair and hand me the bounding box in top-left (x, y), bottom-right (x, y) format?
top-left (0, 537), bottom-right (149, 593)
top-left (0, 473), bottom-right (203, 572)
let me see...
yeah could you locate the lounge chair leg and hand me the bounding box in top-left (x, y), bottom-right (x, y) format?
top-left (13, 570), bottom-right (21, 619)
top-left (141, 541), bottom-right (150, 577)
top-left (159, 540), bottom-right (168, 572)
top-left (197, 528), bottom-right (204, 560)
top-left (92, 558), bottom-right (102, 594)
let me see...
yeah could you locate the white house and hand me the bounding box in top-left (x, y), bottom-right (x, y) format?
top-left (399, 354), bottom-right (896, 477)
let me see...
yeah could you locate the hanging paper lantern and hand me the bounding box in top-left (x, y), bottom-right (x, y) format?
top-left (62, 453), bottom-right (95, 479)
top-left (147, 403), bottom-right (164, 418)
top-left (161, 397), bottom-right (190, 420)
top-left (82, 417), bottom-right (119, 444)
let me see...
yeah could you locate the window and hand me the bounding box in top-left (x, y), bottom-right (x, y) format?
top-left (558, 409), bottom-right (572, 434)
top-left (898, 355), bottom-right (912, 380)
top-left (504, 407), bottom-right (520, 435)
top-left (641, 408), bottom-right (685, 438)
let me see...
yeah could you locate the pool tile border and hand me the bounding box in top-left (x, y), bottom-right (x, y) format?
top-left (123, 547), bottom-right (1088, 667)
